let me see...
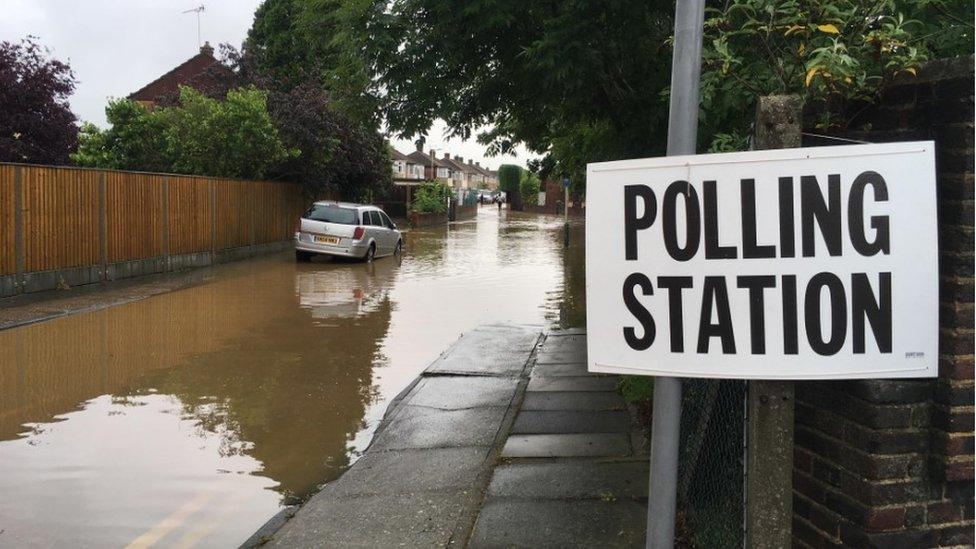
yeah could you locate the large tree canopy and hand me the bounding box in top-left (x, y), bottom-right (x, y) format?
top-left (375, 0), bottom-right (676, 183)
top-left (372, 0), bottom-right (972, 185)
top-left (246, 0), bottom-right (385, 129)
top-left (0, 37), bottom-right (78, 164)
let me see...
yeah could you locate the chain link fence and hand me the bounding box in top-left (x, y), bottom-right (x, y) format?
top-left (676, 379), bottom-right (747, 548)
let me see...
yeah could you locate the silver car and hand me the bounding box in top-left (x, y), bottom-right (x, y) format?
top-left (295, 202), bottom-right (403, 262)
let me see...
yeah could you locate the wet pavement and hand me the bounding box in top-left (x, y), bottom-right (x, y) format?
top-left (0, 208), bottom-right (585, 548)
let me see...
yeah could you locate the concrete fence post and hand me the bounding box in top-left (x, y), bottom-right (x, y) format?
top-left (745, 95), bottom-right (802, 549)
top-left (98, 171), bottom-right (108, 281)
top-left (162, 176), bottom-right (170, 272)
top-left (13, 165), bottom-right (25, 294)
top-left (210, 180), bottom-right (217, 262)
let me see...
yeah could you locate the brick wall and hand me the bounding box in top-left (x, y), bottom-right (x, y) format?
top-left (794, 56), bottom-right (974, 548)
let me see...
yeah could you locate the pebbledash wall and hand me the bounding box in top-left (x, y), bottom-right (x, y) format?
top-left (794, 56), bottom-right (974, 547)
top-left (0, 164), bottom-right (307, 298)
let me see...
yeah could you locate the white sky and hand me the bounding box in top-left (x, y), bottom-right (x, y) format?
top-left (0, 0), bottom-right (534, 170)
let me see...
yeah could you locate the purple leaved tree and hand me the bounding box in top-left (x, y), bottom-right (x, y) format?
top-left (0, 37), bottom-right (78, 165)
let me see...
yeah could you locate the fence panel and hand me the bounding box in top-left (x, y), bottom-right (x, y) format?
top-left (167, 176), bottom-right (212, 255)
top-left (0, 165), bottom-right (15, 275)
top-left (106, 171), bottom-right (164, 263)
top-left (2, 164), bottom-right (305, 295)
top-left (23, 166), bottom-right (100, 272)
top-left (253, 181), bottom-right (282, 244)
top-left (215, 179), bottom-right (249, 250)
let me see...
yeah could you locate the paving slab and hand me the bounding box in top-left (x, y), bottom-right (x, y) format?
top-left (530, 362), bottom-right (591, 377)
top-left (486, 461), bottom-right (649, 499)
top-left (535, 351), bottom-right (588, 364)
top-left (271, 491), bottom-right (474, 548)
top-left (324, 447), bottom-right (490, 497)
top-left (522, 391), bottom-right (626, 411)
top-left (537, 334), bottom-right (586, 353)
top-left (425, 325), bottom-right (539, 376)
top-left (407, 376), bottom-right (519, 410)
top-left (527, 376), bottom-right (619, 392)
top-left (546, 327), bottom-right (587, 337)
top-left (512, 410), bottom-right (631, 434)
top-left (370, 405), bottom-right (508, 450)
top-left (501, 433), bottom-right (631, 458)
top-left (469, 499), bottom-right (646, 548)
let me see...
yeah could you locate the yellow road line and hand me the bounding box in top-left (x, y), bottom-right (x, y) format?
top-left (125, 490), bottom-right (215, 549)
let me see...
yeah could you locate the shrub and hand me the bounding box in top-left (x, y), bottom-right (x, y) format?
top-left (497, 164), bottom-right (521, 194)
top-left (519, 170), bottom-right (541, 205)
top-left (411, 183), bottom-right (451, 214)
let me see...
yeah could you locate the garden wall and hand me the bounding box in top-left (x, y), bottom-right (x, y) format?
top-left (409, 211), bottom-right (448, 228)
top-left (793, 55), bottom-right (974, 548)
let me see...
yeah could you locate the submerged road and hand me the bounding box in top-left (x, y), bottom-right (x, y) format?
top-left (0, 208), bottom-right (585, 548)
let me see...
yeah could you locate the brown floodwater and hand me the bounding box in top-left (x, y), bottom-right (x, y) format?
top-left (0, 208), bottom-right (585, 548)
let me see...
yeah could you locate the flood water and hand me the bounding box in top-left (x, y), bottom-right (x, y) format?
top-left (0, 208), bottom-right (585, 548)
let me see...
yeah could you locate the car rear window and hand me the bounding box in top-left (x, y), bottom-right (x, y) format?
top-left (304, 204), bottom-right (359, 225)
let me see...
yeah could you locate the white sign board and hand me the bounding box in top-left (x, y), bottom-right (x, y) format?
top-left (585, 142), bottom-right (938, 380)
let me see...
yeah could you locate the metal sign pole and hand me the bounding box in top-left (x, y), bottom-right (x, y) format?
top-left (563, 176), bottom-right (570, 247)
top-left (647, 0), bottom-right (706, 547)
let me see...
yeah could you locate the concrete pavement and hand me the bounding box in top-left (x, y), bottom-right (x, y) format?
top-left (262, 324), bottom-right (648, 548)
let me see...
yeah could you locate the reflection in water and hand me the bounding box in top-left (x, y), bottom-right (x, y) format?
top-left (0, 208), bottom-right (585, 547)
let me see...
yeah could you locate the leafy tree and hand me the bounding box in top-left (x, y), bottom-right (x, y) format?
top-left (246, 0), bottom-right (384, 128)
top-left (74, 86), bottom-right (294, 180)
top-left (267, 83), bottom-right (392, 199)
top-left (0, 37), bottom-right (78, 164)
top-left (497, 164), bottom-right (523, 210)
top-left (163, 86), bottom-right (294, 179)
top-left (73, 99), bottom-right (169, 171)
top-left (374, 0), bottom-right (676, 189)
top-left (519, 170), bottom-right (541, 206)
top-left (699, 0), bottom-right (974, 149)
top-left (374, 0), bottom-right (972, 187)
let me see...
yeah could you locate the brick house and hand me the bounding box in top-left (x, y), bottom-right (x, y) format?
top-left (128, 42), bottom-right (234, 108)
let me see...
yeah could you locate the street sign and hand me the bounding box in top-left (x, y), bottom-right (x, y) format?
top-left (585, 141), bottom-right (938, 380)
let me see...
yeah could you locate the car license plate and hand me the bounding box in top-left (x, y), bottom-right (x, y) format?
top-left (314, 235), bottom-right (340, 245)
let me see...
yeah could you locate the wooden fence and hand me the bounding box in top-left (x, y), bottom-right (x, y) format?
top-left (1, 163), bottom-right (307, 297)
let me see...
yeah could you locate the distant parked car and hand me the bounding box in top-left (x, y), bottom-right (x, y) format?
top-left (295, 202), bottom-right (402, 262)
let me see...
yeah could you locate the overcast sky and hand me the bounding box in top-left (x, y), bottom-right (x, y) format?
top-left (1, 0), bottom-right (534, 170)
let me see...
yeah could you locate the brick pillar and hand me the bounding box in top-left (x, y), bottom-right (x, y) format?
top-left (792, 55), bottom-right (974, 548)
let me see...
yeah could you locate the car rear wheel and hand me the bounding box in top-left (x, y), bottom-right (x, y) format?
top-left (364, 243), bottom-right (375, 262)
top-left (394, 240), bottom-right (403, 256)
top-left (296, 250), bottom-right (313, 262)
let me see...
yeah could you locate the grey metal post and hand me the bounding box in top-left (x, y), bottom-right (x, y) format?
top-left (563, 178), bottom-right (570, 248)
top-left (648, 0), bottom-right (706, 547)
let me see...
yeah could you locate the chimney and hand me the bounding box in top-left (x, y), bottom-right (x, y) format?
top-left (415, 137), bottom-right (425, 152)
top-left (443, 152), bottom-right (451, 159)
top-left (429, 149), bottom-right (437, 159)
top-left (201, 41), bottom-right (214, 57)
top-left (475, 162), bottom-right (481, 167)
top-left (455, 155), bottom-right (463, 162)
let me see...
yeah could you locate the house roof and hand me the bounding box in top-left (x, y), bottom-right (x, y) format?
top-left (439, 156), bottom-right (467, 172)
top-left (390, 147), bottom-right (410, 162)
top-left (407, 150), bottom-right (448, 168)
top-left (129, 43), bottom-right (233, 103)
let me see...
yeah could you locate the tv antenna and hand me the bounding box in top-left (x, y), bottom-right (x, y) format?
top-left (182, 5), bottom-right (206, 48)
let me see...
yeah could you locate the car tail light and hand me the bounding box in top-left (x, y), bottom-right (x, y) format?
top-left (353, 226), bottom-right (365, 240)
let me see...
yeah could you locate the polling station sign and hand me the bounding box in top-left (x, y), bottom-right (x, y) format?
top-left (585, 142), bottom-right (938, 380)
